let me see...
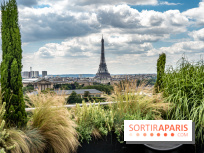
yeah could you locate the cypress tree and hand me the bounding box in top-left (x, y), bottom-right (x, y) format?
top-left (1, 0), bottom-right (27, 127)
top-left (154, 53), bottom-right (166, 93)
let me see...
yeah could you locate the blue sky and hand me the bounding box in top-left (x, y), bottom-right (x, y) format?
top-left (131, 0), bottom-right (201, 12)
top-left (0, 0), bottom-right (204, 74)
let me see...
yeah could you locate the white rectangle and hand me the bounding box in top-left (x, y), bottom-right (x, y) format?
top-left (124, 120), bottom-right (192, 142)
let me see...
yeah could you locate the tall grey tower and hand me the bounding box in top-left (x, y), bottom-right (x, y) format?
top-left (95, 36), bottom-right (111, 79)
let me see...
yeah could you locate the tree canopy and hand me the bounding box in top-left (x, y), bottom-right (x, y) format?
top-left (67, 91), bottom-right (82, 104)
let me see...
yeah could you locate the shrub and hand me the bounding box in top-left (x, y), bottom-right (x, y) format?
top-left (83, 85), bottom-right (113, 95)
top-left (72, 102), bottom-right (114, 143)
top-left (67, 91), bottom-right (82, 104)
top-left (83, 91), bottom-right (90, 102)
top-left (91, 97), bottom-right (106, 102)
top-left (23, 84), bottom-right (34, 94)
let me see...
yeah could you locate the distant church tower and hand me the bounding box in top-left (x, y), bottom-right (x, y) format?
top-left (95, 36), bottom-right (111, 79)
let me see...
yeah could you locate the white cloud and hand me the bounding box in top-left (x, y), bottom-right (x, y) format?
top-left (34, 26), bottom-right (204, 73)
top-left (35, 35), bottom-right (99, 58)
top-left (18, 7), bottom-right (100, 42)
top-left (147, 41), bottom-right (204, 56)
top-left (189, 28), bottom-right (204, 41)
top-left (34, 32), bottom-right (156, 59)
top-left (15, 4), bottom-right (190, 45)
top-left (97, 5), bottom-right (188, 34)
top-left (1, 0), bottom-right (204, 74)
top-left (18, 2), bottom-right (202, 74)
top-left (145, 27), bottom-right (204, 57)
top-left (164, 10), bottom-right (189, 26)
top-left (183, 1), bottom-right (204, 25)
top-left (69, 0), bottom-right (158, 6)
top-left (159, 1), bottom-right (182, 6)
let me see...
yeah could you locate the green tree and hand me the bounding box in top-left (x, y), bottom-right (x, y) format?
top-left (154, 53), bottom-right (166, 93)
top-left (84, 91), bottom-right (90, 102)
top-left (67, 91), bottom-right (82, 104)
top-left (1, 0), bottom-right (27, 127)
top-left (82, 85), bottom-right (113, 95)
top-left (22, 84), bottom-right (34, 93)
top-left (84, 91), bottom-right (90, 98)
top-left (54, 83), bottom-right (84, 90)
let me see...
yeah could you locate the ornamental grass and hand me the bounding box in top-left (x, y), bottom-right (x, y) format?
top-left (109, 81), bottom-right (170, 142)
top-left (162, 57), bottom-right (204, 143)
top-left (27, 92), bottom-right (79, 153)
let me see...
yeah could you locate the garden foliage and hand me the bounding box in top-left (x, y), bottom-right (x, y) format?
top-left (162, 57), bottom-right (204, 143)
top-left (0, 91), bottom-right (79, 153)
top-left (83, 84), bottom-right (113, 95)
top-left (67, 91), bottom-right (82, 104)
top-left (72, 82), bottom-right (169, 143)
top-left (72, 102), bottom-right (114, 143)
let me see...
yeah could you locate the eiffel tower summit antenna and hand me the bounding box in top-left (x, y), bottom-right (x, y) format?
top-left (95, 35), bottom-right (111, 80)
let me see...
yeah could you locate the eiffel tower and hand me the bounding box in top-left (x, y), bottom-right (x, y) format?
top-left (95, 36), bottom-right (111, 79)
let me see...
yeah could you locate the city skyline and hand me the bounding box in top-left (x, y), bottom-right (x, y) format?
top-left (0, 0), bottom-right (204, 74)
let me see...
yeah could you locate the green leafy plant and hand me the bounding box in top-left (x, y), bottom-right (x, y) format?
top-left (72, 101), bottom-right (114, 143)
top-left (83, 84), bottom-right (113, 95)
top-left (67, 91), bottom-right (82, 104)
top-left (23, 84), bottom-right (34, 94)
